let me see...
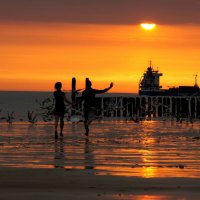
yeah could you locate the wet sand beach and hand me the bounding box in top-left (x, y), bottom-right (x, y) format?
top-left (1, 120), bottom-right (200, 199)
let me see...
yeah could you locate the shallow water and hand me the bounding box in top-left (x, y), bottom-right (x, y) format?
top-left (1, 120), bottom-right (200, 178)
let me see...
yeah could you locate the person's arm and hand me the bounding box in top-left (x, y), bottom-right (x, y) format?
top-left (95, 82), bottom-right (114, 94)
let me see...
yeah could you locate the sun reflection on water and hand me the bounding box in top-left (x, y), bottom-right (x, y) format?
top-left (111, 194), bottom-right (179, 200)
top-left (1, 121), bottom-right (200, 178)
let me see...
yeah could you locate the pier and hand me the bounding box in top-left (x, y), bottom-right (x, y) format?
top-left (74, 95), bottom-right (200, 121)
top-left (71, 77), bottom-right (200, 121)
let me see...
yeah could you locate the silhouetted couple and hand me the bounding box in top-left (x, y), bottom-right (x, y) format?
top-left (53, 79), bottom-right (113, 138)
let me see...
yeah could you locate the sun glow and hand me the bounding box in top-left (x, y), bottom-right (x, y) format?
top-left (140, 23), bottom-right (156, 30)
top-left (1, 22), bottom-right (200, 92)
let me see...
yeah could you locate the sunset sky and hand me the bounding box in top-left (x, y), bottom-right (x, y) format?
top-left (1, 0), bottom-right (200, 93)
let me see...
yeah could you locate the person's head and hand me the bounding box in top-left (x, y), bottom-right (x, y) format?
top-left (54, 82), bottom-right (62, 91)
top-left (86, 79), bottom-right (92, 89)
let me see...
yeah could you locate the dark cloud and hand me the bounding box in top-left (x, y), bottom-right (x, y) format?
top-left (0, 0), bottom-right (200, 24)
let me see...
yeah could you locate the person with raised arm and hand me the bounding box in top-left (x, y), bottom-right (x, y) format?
top-left (80, 79), bottom-right (114, 136)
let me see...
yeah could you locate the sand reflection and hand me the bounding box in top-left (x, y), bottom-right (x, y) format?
top-left (84, 138), bottom-right (94, 170)
top-left (1, 121), bottom-right (200, 178)
top-left (54, 138), bottom-right (65, 168)
top-left (111, 194), bottom-right (178, 200)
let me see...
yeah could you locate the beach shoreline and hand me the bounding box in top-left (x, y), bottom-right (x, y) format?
top-left (1, 121), bottom-right (200, 199)
top-left (1, 168), bottom-right (200, 200)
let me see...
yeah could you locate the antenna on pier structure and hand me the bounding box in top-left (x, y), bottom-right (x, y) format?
top-left (194, 73), bottom-right (199, 87)
top-left (149, 60), bottom-right (152, 67)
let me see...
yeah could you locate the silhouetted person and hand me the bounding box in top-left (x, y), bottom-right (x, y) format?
top-left (53, 82), bottom-right (71, 139)
top-left (80, 79), bottom-right (113, 136)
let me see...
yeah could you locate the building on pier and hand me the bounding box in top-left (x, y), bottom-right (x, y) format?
top-left (71, 66), bottom-right (200, 120)
top-left (139, 62), bottom-right (200, 96)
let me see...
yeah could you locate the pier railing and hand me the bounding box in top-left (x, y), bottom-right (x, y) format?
top-left (75, 96), bottom-right (200, 121)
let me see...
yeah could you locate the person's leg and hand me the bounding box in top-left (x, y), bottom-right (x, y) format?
top-left (60, 114), bottom-right (64, 137)
top-left (84, 122), bottom-right (89, 136)
top-left (84, 110), bottom-right (89, 136)
top-left (86, 108), bottom-right (96, 135)
top-left (54, 115), bottom-right (59, 139)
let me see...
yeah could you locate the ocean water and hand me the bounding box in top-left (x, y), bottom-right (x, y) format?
top-left (0, 91), bottom-right (133, 123)
top-left (0, 91), bottom-right (54, 122)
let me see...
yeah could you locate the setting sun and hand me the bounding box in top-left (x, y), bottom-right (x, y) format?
top-left (140, 23), bottom-right (156, 30)
top-left (1, 22), bottom-right (200, 93)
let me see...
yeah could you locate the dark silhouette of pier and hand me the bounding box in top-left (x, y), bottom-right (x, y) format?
top-left (71, 78), bottom-right (200, 122)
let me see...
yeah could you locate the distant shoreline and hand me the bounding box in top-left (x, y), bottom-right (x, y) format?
top-left (0, 90), bottom-right (137, 97)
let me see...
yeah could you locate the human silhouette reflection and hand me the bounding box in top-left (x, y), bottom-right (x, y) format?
top-left (84, 138), bottom-right (94, 170)
top-left (54, 138), bottom-right (65, 168)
